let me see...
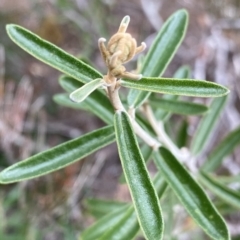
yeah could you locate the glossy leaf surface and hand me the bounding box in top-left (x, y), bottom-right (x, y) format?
top-left (7, 24), bottom-right (102, 83)
top-left (121, 77), bottom-right (229, 98)
top-left (70, 78), bottom-right (103, 103)
top-left (202, 126), bottom-right (240, 172)
top-left (153, 147), bottom-right (229, 240)
top-left (119, 144), bottom-right (153, 184)
top-left (114, 111), bottom-right (163, 240)
top-left (0, 126), bottom-right (115, 183)
top-left (59, 76), bottom-right (113, 124)
top-left (150, 98), bottom-right (208, 115)
top-left (191, 96), bottom-right (228, 155)
top-left (128, 10), bottom-right (189, 108)
top-left (199, 172), bottom-right (240, 210)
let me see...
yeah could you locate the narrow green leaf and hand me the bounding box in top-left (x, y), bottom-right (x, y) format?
top-left (0, 126), bottom-right (115, 183)
top-left (142, 10), bottom-right (188, 77)
top-left (161, 189), bottom-right (176, 239)
top-left (98, 207), bottom-right (138, 240)
top-left (59, 75), bottom-right (84, 92)
top-left (119, 144), bottom-right (153, 184)
top-left (155, 65), bottom-right (191, 121)
top-left (128, 10), bottom-right (189, 108)
top-left (216, 174), bottom-right (240, 184)
top-left (153, 173), bottom-right (168, 198)
top-left (202, 126), bottom-right (240, 172)
top-left (173, 65), bottom-right (191, 79)
top-left (199, 171), bottom-right (240, 210)
top-left (150, 98), bottom-right (208, 115)
top-left (97, 173), bottom-right (167, 240)
top-left (114, 111), bottom-right (163, 240)
top-left (153, 147), bottom-right (229, 240)
top-left (191, 96), bottom-right (228, 155)
top-left (214, 199), bottom-right (238, 215)
top-left (121, 77), bottom-right (229, 98)
top-left (59, 76), bottom-right (113, 124)
top-left (6, 24), bottom-right (102, 83)
top-left (135, 113), bottom-right (155, 136)
top-left (70, 78), bottom-right (103, 103)
top-left (80, 204), bottom-right (131, 240)
top-left (53, 93), bottom-right (89, 110)
top-left (176, 119), bottom-right (189, 148)
top-left (84, 198), bottom-right (127, 219)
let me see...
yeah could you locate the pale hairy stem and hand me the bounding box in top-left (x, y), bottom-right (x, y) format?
top-left (106, 72), bottom-right (125, 112)
top-left (130, 119), bottom-right (160, 150)
top-left (106, 75), bottom-right (160, 149)
top-left (143, 105), bottom-right (198, 173)
top-left (143, 104), bottom-right (187, 162)
top-left (107, 84), bottom-right (125, 112)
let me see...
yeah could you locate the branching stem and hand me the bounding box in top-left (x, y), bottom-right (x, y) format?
top-left (106, 74), bottom-right (159, 149)
top-left (143, 103), bottom-right (187, 161)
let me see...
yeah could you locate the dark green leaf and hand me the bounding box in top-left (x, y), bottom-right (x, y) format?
top-left (150, 98), bottom-right (208, 115)
top-left (176, 119), bottom-right (189, 148)
top-left (191, 96), bottom-right (228, 155)
top-left (199, 171), bottom-right (240, 210)
top-left (216, 174), bottom-right (240, 184)
top-left (119, 144), bottom-right (153, 184)
top-left (59, 75), bottom-right (84, 92)
top-left (214, 199), bottom-right (240, 215)
top-left (153, 172), bottom-right (168, 199)
top-left (97, 173), bottom-right (167, 240)
top-left (114, 111), bottom-right (163, 240)
top-left (173, 65), bottom-right (191, 79)
top-left (135, 113), bottom-right (155, 136)
top-left (6, 24), bottom-right (102, 83)
top-left (0, 126), bottom-right (115, 183)
top-left (153, 147), bottom-right (229, 240)
top-left (155, 65), bottom-right (191, 121)
top-left (202, 126), bottom-right (240, 172)
top-left (121, 77), bottom-right (229, 98)
top-left (128, 10), bottom-right (189, 108)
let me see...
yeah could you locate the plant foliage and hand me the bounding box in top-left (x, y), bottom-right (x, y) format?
top-left (1, 9), bottom-right (238, 240)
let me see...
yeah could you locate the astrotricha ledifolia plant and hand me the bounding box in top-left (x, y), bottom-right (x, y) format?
top-left (3, 8), bottom-right (240, 240)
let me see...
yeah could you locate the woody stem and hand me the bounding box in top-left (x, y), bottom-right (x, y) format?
top-left (105, 74), bottom-right (160, 149)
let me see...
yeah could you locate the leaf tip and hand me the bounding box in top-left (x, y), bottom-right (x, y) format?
top-left (6, 23), bottom-right (14, 30)
top-left (6, 24), bottom-right (14, 35)
top-left (225, 88), bottom-right (230, 95)
top-left (179, 8), bottom-right (188, 15)
top-left (69, 92), bottom-right (80, 103)
top-left (0, 171), bottom-right (9, 185)
top-left (217, 86), bottom-right (230, 97)
top-left (6, 24), bottom-right (21, 34)
top-left (176, 8), bottom-right (189, 22)
top-left (122, 15), bottom-right (130, 24)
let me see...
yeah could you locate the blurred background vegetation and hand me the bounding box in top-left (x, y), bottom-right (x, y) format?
top-left (0, 0), bottom-right (240, 239)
